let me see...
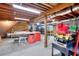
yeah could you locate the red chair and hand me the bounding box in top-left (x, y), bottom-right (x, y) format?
top-left (35, 32), bottom-right (41, 41)
top-left (27, 35), bottom-right (35, 44)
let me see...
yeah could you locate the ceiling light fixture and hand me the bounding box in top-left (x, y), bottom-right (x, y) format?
top-left (13, 4), bottom-right (41, 14)
top-left (14, 17), bottom-right (29, 21)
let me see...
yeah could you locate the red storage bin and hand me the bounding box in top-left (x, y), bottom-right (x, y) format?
top-left (27, 35), bottom-right (35, 44)
top-left (56, 23), bottom-right (68, 35)
top-left (35, 32), bottom-right (41, 41)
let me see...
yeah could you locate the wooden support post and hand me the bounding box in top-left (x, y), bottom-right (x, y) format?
top-left (44, 15), bottom-right (48, 48)
top-left (0, 35), bottom-right (2, 42)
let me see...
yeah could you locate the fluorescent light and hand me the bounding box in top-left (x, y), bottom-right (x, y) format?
top-left (36, 22), bottom-right (40, 25)
top-left (13, 4), bottom-right (41, 14)
top-left (15, 17), bottom-right (29, 21)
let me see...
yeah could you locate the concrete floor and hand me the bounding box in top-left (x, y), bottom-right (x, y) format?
top-left (0, 35), bottom-right (61, 56)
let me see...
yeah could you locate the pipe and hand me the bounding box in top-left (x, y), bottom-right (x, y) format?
top-left (50, 5), bottom-right (79, 18)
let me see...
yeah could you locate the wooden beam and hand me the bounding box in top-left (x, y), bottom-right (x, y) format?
top-left (39, 3), bottom-right (51, 9)
top-left (44, 14), bottom-right (48, 48)
top-left (0, 4), bottom-right (38, 19)
top-left (34, 3), bottom-right (74, 22)
top-left (23, 3), bottom-right (47, 11)
top-left (0, 3), bottom-right (12, 10)
top-left (48, 3), bottom-right (58, 6)
top-left (0, 7), bottom-right (37, 20)
top-left (60, 16), bottom-right (67, 19)
top-left (32, 3), bottom-right (49, 10)
top-left (43, 3), bottom-right (53, 8)
top-left (69, 13), bottom-right (76, 18)
top-left (63, 15), bottom-right (69, 19)
top-left (55, 16), bottom-right (64, 20)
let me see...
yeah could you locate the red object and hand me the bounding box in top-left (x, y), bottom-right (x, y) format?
top-left (35, 32), bottom-right (41, 41)
top-left (74, 32), bottom-right (79, 56)
top-left (28, 35), bottom-right (35, 44)
top-left (56, 23), bottom-right (68, 34)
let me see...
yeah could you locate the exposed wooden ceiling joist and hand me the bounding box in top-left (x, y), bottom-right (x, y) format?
top-left (48, 3), bottom-right (58, 6)
top-left (0, 3), bottom-right (76, 22)
top-left (31, 3), bottom-right (49, 10)
top-left (33, 3), bottom-right (74, 22)
top-left (38, 3), bottom-right (52, 9)
top-left (62, 15), bottom-right (69, 19)
top-left (68, 13), bottom-right (75, 18)
top-left (0, 4), bottom-right (39, 20)
top-left (23, 3), bottom-right (47, 11)
top-left (42, 3), bottom-right (53, 8)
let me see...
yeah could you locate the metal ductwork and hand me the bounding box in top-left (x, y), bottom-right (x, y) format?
top-left (50, 5), bottom-right (79, 19)
top-left (70, 5), bottom-right (79, 17)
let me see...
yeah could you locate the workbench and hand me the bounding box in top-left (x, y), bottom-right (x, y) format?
top-left (7, 31), bottom-right (41, 43)
top-left (52, 40), bottom-right (79, 56)
top-left (7, 31), bottom-right (40, 37)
